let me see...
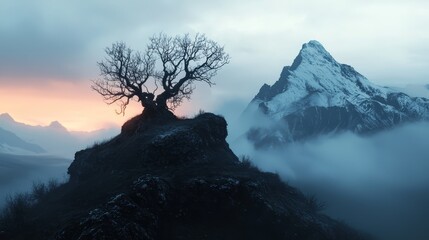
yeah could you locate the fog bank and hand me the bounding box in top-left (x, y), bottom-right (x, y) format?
top-left (230, 122), bottom-right (429, 240)
top-left (0, 154), bottom-right (70, 208)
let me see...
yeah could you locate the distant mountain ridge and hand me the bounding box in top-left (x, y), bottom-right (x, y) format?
top-left (0, 113), bottom-right (69, 133)
top-left (0, 113), bottom-right (119, 158)
top-left (244, 40), bottom-right (429, 148)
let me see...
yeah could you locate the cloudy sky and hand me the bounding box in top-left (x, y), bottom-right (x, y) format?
top-left (0, 0), bottom-right (428, 131)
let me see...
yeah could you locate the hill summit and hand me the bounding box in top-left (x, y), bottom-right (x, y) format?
top-left (1, 111), bottom-right (366, 240)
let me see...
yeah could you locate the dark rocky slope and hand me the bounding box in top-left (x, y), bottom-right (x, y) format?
top-left (1, 112), bottom-right (367, 240)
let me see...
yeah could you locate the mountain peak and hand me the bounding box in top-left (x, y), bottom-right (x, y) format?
top-left (304, 40), bottom-right (325, 49)
top-left (289, 40), bottom-right (337, 72)
top-left (48, 121), bottom-right (67, 131)
top-left (301, 40), bottom-right (330, 55)
top-left (253, 40), bottom-right (348, 103)
top-left (0, 113), bottom-right (15, 122)
top-left (245, 40), bottom-right (429, 148)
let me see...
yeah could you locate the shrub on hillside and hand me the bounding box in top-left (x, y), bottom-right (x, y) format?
top-left (0, 179), bottom-right (61, 232)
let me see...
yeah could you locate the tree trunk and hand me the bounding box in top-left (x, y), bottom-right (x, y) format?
top-left (155, 92), bottom-right (170, 110)
top-left (140, 93), bottom-right (155, 108)
top-left (139, 92), bottom-right (174, 121)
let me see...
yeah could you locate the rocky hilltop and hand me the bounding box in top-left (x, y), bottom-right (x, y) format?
top-left (1, 112), bottom-right (366, 240)
top-left (244, 41), bottom-right (429, 148)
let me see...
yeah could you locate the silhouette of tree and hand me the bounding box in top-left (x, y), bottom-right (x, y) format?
top-left (92, 33), bottom-right (230, 115)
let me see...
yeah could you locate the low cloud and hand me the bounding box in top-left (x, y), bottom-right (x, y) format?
top-left (390, 84), bottom-right (429, 99)
top-left (230, 121), bottom-right (429, 240)
top-left (0, 154), bottom-right (70, 209)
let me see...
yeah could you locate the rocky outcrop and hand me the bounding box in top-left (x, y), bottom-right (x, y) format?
top-left (68, 113), bottom-right (233, 182)
top-left (56, 172), bottom-right (366, 240)
top-left (2, 112), bottom-right (368, 240)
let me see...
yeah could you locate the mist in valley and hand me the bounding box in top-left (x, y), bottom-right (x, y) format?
top-left (228, 117), bottom-right (429, 240)
top-left (0, 153), bottom-right (71, 208)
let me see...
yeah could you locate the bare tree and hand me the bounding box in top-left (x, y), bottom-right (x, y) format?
top-left (92, 33), bottom-right (230, 115)
top-left (92, 42), bottom-right (157, 114)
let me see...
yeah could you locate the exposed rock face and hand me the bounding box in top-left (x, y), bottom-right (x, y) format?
top-left (56, 176), bottom-right (168, 240)
top-left (56, 173), bottom-right (365, 240)
top-left (68, 113), bottom-right (231, 183)
top-left (2, 112), bottom-right (367, 240)
top-left (244, 40), bottom-right (429, 148)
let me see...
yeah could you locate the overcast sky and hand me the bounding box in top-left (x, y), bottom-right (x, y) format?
top-left (0, 0), bottom-right (428, 130)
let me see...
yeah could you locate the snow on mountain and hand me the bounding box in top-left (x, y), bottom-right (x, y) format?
top-left (244, 40), bottom-right (429, 148)
top-left (0, 113), bottom-right (119, 158)
top-left (0, 127), bottom-right (45, 155)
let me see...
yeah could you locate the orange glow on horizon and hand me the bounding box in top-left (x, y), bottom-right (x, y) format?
top-left (0, 77), bottom-right (201, 132)
top-left (0, 79), bottom-right (144, 131)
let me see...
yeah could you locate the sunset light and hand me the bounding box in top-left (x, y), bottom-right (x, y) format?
top-left (0, 79), bottom-right (143, 131)
top-left (1, 1), bottom-right (429, 239)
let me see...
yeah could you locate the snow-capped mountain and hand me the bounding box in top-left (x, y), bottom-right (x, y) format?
top-left (244, 40), bottom-right (429, 148)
